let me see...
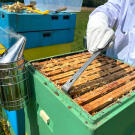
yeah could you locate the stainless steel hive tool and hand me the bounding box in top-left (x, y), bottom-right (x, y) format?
top-left (62, 36), bottom-right (113, 93)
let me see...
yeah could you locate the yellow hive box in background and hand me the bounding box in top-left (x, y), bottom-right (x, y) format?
top-left (0, 44), bottom-right (6, 55)
top-left (24, 43), bottom-right (72, 61)
top-left (0, 43), bottom-right (72, 61)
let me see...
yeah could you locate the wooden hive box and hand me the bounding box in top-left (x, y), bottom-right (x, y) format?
top-left (25, 51), bottom-right (135, 135)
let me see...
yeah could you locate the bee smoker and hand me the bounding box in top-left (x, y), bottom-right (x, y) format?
top-left (0, 37), bottom-right (29, 111)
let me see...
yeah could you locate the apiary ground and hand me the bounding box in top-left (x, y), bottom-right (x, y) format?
top-left (32, 51), bottom-right (135, 115)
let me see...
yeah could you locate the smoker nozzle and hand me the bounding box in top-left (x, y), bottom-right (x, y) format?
top-left (0, 36), bottom-right (26, 63)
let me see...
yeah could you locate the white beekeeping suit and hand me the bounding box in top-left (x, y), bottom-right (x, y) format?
top-left (87, 0), bottom-right (135, 66)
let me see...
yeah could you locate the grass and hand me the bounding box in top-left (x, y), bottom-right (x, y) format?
top-left (71, 10), bottom-right (92, 52)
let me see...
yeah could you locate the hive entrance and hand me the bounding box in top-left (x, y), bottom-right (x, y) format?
top-left (33, 52), bottom-right (135, 115)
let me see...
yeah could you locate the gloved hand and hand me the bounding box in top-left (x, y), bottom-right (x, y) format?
top-left (87, 12), bottom-right (115, 54)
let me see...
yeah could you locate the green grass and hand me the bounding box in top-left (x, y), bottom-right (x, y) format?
top-left (71, 11), bottom-right (92, 52)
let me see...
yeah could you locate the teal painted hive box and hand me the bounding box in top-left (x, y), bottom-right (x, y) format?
top-left (0, 5), bottom-right (76, 49)
top-left (25, 51), bottom-right (135, 135)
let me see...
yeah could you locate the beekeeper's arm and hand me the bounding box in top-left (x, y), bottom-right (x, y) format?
top-left (87, 0), bottom-right (122, 53)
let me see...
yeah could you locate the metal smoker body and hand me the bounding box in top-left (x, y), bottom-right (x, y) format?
top-left (0, 37), bottom-right (29, 111)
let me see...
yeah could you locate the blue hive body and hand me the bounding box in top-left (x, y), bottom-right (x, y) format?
top-left (0, 7), bottom-right (76, 49)
top-left (5, 109), bottom-right (25, 135)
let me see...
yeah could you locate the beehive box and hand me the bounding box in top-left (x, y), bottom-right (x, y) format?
top-left (0, 28), bottom-right (75, 49)
top-left (0, 6), bottom-right (76, 49)
top-left (25, 51), bottom-right (135, 135)
top-left (0, 7), bottom-right (76, 32)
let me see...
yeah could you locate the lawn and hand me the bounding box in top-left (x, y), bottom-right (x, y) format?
top-left (71, 10), bottom-right (92, 52)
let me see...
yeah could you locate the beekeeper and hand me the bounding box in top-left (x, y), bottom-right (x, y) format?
top-left (87, 0), bottom-right (135, 66)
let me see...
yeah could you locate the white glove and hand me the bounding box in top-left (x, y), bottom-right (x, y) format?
top-left (87, 12), bottom-right (115, 54)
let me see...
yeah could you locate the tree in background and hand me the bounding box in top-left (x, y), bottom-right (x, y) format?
top-left (83, 0), bottom-right (107, 7)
